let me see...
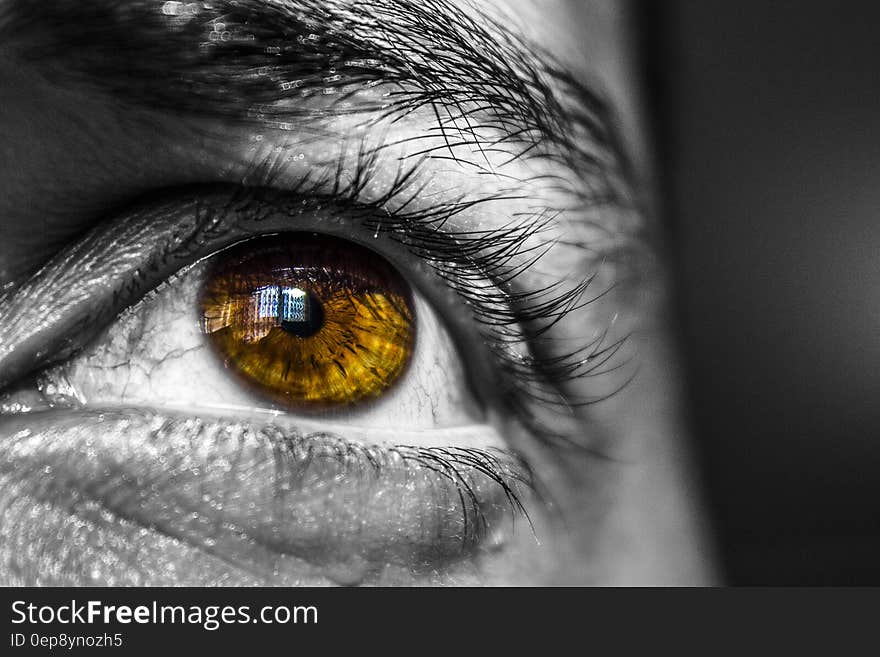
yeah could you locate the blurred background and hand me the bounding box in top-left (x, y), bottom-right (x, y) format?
top-left (643, 1), bottom-right (880, 583)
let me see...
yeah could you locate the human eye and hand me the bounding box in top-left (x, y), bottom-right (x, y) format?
top-left (41, 229), bottom-right (482, 430)
top-left (1, 181), bottom-right (589, 584)
top-left (0, 0), bottom-right (714, 585)
top-left (8, 202), bottom-right (536, 583)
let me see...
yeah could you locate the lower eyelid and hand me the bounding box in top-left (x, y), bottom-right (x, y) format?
top-left (0, 408), bottom-right (532, 582)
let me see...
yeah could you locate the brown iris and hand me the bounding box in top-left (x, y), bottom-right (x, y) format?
top-left (200, 233), bottom-right (415, 408)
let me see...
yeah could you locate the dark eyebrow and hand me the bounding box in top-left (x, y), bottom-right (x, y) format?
top-left (1, 0), bottom-right (631, 207)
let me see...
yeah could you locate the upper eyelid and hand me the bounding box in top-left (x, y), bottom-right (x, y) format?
top-left (0, 180), bottom-right (629, 456)
top-left (0, 183), bottom-right (534, 395)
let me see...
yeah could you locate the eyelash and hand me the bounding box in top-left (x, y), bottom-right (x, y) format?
top-left (150, 412), bottom-right (537, 554)
top-left (213, 144), bottom-right (629, 450)
top-left (272, 430), bottom-right (536, 548)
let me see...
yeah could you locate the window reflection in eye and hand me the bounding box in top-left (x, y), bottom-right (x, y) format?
top-left (0, 0), bottom-right (714, 586)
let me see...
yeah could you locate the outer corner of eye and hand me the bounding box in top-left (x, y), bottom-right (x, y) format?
top-left (50, 231), bottom-right (488, 437)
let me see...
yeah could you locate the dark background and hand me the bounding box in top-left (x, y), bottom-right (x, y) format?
top-left (645, 1), bottom-right (880, 584)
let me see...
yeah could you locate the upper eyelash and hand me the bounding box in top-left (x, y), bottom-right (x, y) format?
top-left (220, 144), bottom-right (632, 451)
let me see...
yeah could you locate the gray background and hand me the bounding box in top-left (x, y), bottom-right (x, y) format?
top-left (647, 1), bottom-right (880, 583)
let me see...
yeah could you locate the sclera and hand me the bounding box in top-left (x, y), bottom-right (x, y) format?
top-left (45, 232), bottom-right (487, 436)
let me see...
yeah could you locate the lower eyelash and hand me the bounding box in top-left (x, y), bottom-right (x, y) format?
top-left (264, 428), bottom-right (535, 544)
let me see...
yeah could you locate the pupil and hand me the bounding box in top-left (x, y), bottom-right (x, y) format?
top-left (277, 287), bottom-right (324, 337)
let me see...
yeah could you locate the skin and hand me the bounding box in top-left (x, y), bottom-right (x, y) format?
top-left (0, 0), bottom-right (716, 585)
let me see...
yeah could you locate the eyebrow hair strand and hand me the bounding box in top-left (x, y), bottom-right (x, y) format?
top-left (1, 0), bottom-right (632, 209)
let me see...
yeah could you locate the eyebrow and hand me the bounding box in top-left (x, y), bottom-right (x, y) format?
top-left (0, 0), bottom-right (631, 208)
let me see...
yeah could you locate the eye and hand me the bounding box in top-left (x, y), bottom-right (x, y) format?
top-left (7, 198), bottom-right (537, 579)
top-left (201, 233), bottom-right (415, 409)
top-left (40, 231), bottom-right (484, 433)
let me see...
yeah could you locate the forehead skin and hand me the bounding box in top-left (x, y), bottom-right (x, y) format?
top-left (0, 0), bottom-right (716, 584)
top-left (495, 0), bottom-right (648, 170)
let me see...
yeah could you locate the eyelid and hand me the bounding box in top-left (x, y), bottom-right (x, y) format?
top-left (0, 177), bottom-right (624, 460)
top-left (0, 407), bottom-right (534, 580)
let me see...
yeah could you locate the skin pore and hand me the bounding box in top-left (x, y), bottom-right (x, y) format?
top-left (0, 0), bottom-right (715, 585)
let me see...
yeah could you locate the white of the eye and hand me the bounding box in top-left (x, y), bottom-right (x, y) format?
top-left (44, 260), bottom-right (489, 439)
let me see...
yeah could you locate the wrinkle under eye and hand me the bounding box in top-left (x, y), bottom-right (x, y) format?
top-left (200, 233), bottom-right (415, 408)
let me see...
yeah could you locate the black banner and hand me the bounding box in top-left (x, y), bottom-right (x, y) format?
top-left (0, 587), bottom-right (877, 651)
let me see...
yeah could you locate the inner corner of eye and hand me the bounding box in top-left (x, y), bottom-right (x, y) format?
top-left (197, 231), bottom-right (476, 422)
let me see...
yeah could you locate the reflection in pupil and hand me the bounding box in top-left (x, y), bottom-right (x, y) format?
top-left (253, 284), bottom-right (324, 338)
top-left (280, 289), bottom-right (324, 337)
top-left (202, 233), bottom-right (415, 407)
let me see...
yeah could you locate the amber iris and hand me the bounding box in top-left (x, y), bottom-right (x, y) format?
top-left (200, 233), bottom-right (415, 408)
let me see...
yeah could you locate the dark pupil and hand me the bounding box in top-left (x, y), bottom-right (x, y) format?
top-left (256, 285), bottom-right (325, 338)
